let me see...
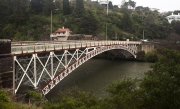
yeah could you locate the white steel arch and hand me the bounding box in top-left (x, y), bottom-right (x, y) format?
top-left (12, 41), bottom-right (141, 95)
top-left (41, 45), bottom-right (138, 95)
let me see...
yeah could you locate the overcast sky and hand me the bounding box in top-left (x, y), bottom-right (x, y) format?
top-left (110, 0), bottom-right (180, 12)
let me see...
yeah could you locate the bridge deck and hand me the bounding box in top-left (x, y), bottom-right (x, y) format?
top-left (11, 40), bottom-right (141, 55)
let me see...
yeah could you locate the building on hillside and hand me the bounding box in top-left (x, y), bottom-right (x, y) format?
top-left (50, 27), bottom-right (71, 41)
top-left (166, 13), bottom-right (180, 23)
top-left (150, 8), bottom-right (159, 12)
top-left (99, 0), bottom-right (109, 7)
top-left (50, 27), bottom-right (94, 41)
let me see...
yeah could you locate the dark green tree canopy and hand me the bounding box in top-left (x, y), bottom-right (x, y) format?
top-left (74, 0), bottom-right (85, 17)
top-left (63, 0), bottom-right (70, 15)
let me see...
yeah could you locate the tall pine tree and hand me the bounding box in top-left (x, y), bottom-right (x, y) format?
top-left (30, 0), bottom-right (44, 14)
top-left (74, 0), bottom-right (84, 17)
top-left (63, 0), bottom-right (70, 15)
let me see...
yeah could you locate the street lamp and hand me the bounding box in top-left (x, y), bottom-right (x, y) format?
top-left (106, 0), bottom-right (109, 41)
top-left (106, 23), bottom-right (111, 40)
top-left (106, 0), bottom-right (108, 16)
top-left (50, 8), bottom-right (58, 41)
top-left (106, 23), bottom-right (107, 40)
top-left (143, 29), bottom-right (145, 40)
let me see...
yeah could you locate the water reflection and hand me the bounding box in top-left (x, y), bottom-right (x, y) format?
top-left (47, 59), bottom-right (152, 98)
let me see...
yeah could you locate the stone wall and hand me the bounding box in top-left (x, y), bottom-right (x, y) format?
top-left (0, 39), bottom-right (13, 88)
top-left (139, 42), bottom-right (155, 53)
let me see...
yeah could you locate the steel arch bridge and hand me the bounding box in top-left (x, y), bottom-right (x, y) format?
top-left (11, 40), bottom-right (141, 95)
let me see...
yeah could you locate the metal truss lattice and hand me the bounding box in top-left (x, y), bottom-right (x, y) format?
top-left (13, 44), bottom-right (139, 95)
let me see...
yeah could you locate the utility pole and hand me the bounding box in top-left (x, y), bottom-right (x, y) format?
top-left (143, 29), bottom-right (144, 40)
top-left (50, 9), bottom-right (59, 41)
top-left (107, 0), bottom-right (108, 16)
top-left (106, 0), bottom-right (109, 40)
top-left (106, 23), bottom-right (107, 40)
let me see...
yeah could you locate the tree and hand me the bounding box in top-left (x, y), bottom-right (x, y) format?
top-left (30, 0), bottom-right (44, 14)
top-left (120, 8), bottom-right (133, 32)
top-left (63, 0), bottom-right (70, 15)
top-left (108, 1), bottom-right (113, 9)
top-left (107, 78), bottom-right (141, 109)
top-left (139, 49), bottom-right (180, 109)
top-left (42, 0), bottom-right (55, 15)
top-left (27, 90), bottom-right (43, 106)
top-left (76, 10), bottom-right (99, 34)
top-left (74, 0), bottom-right (85, 17)
top-left (0, 0), bottom-right (14, 25)
top-left (166, 33), bottom-right (180, 43)
top-left (11, 0), bottom-right (29, 26)
top-left (0, 90), bottom-right (9, 102)
top-left (173, 21), bottom-right (180, 35)
top-left (43, 87), bottom-right (100, 109)
top-left (106, 49), bottom-right (180, 109)
top-left (173, 10), bottom-right (180, 15)
top-left (128, 0), bottom-right (136, 9)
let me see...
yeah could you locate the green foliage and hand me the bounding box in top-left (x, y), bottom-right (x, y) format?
top-left (43, 87), bottom-right (99, 109)
top-left (43, 0), bottom-right (55, 15)
top-left (106, 78), bottom-right (141, 109)
top-left (0, 0), bottom-right (175, 41)
top-left (0, 90), bottom-right (41, 109)
top-left (171, 21), bottom-right (180, 35)
top-left (105, 49), bottom-right (180, 109)
top-left (0, 90), bottom-right (9, 102)
top-left (136, 51), bottom-right (145, 61)
top-left (27, 90), bottom-right (43, 106)
top-left (145, 50), bottom-right (158, 62)
top-left (108, 1), bottom-right (113, 9)
top-left (120, 8), bottom-right (133, 32)
top-left (0, 102), bottom-right (16, 109)
top-left (63, 0), bottom-right (70, 15)
top-left (139, 49), bottom-right (180, 108)
top-left (28, 90), bottom-right (42, 100)
top-left (74, 0), bottom-right (85, 17)
top-left (30, 0), bottom-right (44, 14)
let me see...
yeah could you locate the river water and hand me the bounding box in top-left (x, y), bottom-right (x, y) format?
top-left (46, 59), bottom-right (152, 98)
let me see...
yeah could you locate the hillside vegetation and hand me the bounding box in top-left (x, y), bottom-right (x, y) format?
top-left (1, 0), bottom-right (180, 41)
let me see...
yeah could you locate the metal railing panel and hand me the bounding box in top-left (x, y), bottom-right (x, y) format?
top-left (11, 41), bottom-right (142, 55)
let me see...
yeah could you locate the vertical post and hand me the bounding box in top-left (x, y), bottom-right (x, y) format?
top-left (65, 50), bottom-right (67, 68)
top-left (33, 54), bottom-right (37, 88)
top-left (107, 0), bottom-right (108, 16)
top-left (115, 32), bottom-right (117, 40)
top-left (13, 56), bottom-right (16, 95)
top-left (50, 52), bottom-right (54, 78)
top-left (143, 29), bottom-right (144, 40)
top-left (50, 10), bottom-right (52, 41)
top-left (76, 49), bottom-right (79, 60)
top-left (50, 9), bottom-right (58, 41)
top-left (106, 23), bottom-right (107, 40)
top-left (106, 0), bottom-right (108, 41)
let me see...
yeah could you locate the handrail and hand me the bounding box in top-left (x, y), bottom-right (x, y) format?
top-left (11, 41), bottom-right (141, 55)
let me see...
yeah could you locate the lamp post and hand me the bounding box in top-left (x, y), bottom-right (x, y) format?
top-left (106, 23), bottom-right (107, 40)
top-left (107, 0), bottom-right (108, 16)
top-left (106, 23), bottom-right (111, 40)
top-left (106, 0), bottom-right (109, 40)
top-left (50, 9), bottom-right (58, 41)
top-left (143, 29), bottom-right (144, 40)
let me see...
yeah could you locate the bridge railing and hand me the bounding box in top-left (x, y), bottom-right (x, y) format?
top-left (11, 41), bottom-right (141, 55)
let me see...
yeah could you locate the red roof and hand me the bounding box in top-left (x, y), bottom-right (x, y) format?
top-left (55, 28), bottom-right (70, 33)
